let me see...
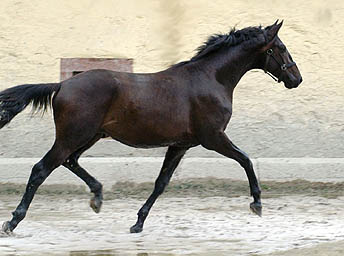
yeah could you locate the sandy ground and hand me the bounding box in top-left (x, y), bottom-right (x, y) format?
top-left (265, 241), bottom-right (344, 256)
top-left (1, 184), bottom-right (344, 256)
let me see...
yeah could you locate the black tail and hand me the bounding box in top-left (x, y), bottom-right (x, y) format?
top-left (0, 83), bottom-right (61, 129)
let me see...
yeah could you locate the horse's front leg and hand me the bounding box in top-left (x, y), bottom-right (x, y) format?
top-left (201, 131), bottom-right (262, 216)
top-left (130, 146), bottom-right (188, 233)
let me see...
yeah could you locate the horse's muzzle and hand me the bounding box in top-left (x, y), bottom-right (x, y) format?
top-left (284, 74), bottom-right (302, 89)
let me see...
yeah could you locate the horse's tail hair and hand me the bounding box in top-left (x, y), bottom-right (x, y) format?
top-left (0, 83), bottom-right (61, 129)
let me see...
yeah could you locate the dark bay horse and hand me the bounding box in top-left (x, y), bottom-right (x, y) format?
top-left (0, 21), bottom-right (302, 234)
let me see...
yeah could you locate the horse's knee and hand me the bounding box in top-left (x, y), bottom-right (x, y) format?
top-left (29, 162), bottom-right (48, 187)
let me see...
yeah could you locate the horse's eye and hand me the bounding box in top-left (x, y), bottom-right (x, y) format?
top-left (279, 45), bottom-right (286, 52)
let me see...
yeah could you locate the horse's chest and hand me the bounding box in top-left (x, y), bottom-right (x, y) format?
top-left (210, 104), bottom-right (232, 127)
top-left (193, 94), bottom-right (232, 129)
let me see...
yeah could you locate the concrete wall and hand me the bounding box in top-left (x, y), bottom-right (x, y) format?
top-left (0, 0), bottom-right (343, 160)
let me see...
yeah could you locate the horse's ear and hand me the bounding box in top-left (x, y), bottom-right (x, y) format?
top-left (266, 20), bottom-right (283, 42)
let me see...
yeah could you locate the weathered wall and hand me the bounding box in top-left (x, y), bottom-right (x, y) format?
top-left (0, 0), bottom-right (343, 158)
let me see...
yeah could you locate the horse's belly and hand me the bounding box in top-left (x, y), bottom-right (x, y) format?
top-left (101, 118), bottom-right (193, 148)
top-left (101, 84), bottom-right (195, 147)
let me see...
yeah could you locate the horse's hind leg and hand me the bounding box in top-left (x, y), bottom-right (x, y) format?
top-left (130, 146), bottom-right (188, 233)
top-left (63, 134), bottom-right (103, 213)
top-left (2, 142), bottom-right (70, 233)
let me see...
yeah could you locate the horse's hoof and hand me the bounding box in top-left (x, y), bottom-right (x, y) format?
top-left (1, 221), bottom-right (13, 235)
top-left (250, 202), bottom-right (262, 217)
top-left (130, 224), bottom-right (143, 233)
top-left (90, 197), bottom-right (102, 214)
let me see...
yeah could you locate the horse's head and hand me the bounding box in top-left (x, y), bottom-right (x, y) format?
top-left (260, 20), bottom-right (302, 89)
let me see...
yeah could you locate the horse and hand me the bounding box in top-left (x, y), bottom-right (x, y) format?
top-left (0, 20), bottom-right (302, 234)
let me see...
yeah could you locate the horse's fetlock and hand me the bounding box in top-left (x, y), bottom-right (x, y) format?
top-left (252, 187), bottom-right (261, 197)
top-left (138, 206), bottom-right (149, 218)
top-left (91, 181), bottom-right (103, 194)
top-left (12, 208), bottom-right (26, 221)
top-left (253, 186), bottom-right (261, 194)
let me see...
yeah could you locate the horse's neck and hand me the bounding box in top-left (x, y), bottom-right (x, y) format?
top-left (203, 47), bottom-right (258, 93)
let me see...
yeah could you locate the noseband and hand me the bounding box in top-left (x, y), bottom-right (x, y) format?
top-left (264, 49), bottom-right (296, 83)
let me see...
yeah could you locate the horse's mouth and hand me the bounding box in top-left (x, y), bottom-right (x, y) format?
top-left (284, 83), bottom-right (298, 89)
top-left (284, 78), bottom-right (302, 89)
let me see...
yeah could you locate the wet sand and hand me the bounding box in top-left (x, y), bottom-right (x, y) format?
top-left (264, 240), bottom-right (344, 256)
top-left (1, 186), bottom-right (344, 255)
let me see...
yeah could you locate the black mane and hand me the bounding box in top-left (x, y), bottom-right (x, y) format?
top-left (173, 26), bottom-right (266, 67)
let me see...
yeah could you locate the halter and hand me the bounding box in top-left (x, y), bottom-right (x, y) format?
top-left (263, 48), bottom-right (296, 83)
